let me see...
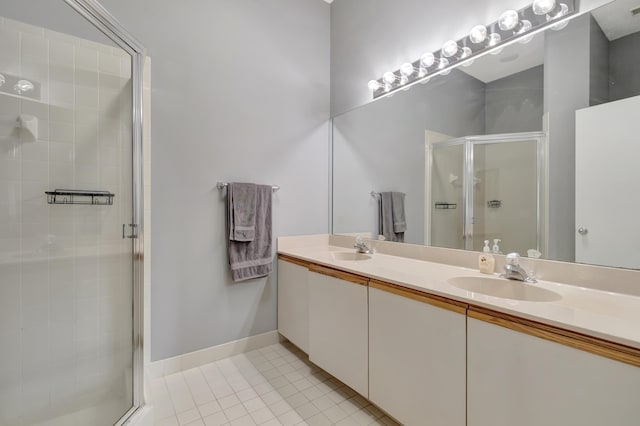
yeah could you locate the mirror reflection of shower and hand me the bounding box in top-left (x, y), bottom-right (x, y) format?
top-left (427, 132), bottom-right (546, 256)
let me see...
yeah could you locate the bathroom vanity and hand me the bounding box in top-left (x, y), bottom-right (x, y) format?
top-left (277, 235), bottom-right (640, 426)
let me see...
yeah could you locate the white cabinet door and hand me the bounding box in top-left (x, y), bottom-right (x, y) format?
top-left (277, 258), bottom-right (309, 353)
top-left (369, 283), bottom-right (466, 426)
top-left (468, 316), bottom-right (640, 426)
top-left (308, 266), bottom-right (368, 397)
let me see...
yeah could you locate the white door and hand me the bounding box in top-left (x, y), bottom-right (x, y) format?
top-left (575, 95), bottom-right (640, 269)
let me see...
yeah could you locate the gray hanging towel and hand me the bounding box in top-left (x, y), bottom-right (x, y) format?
top-left (228, 182), bottom-right (257, 241)
top-left (380, 191), bottom-right (405, 242)
top-left (391, 192), bottom-right (406, 233)
top-left (227, 183), bottom-right (273, 282)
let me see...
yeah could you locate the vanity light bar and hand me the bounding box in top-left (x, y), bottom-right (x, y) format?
top-left (368, 0), bottom-right (576, 99)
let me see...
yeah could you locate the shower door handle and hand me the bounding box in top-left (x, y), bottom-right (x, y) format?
top-left (122, 224), bottom-right (138, 239)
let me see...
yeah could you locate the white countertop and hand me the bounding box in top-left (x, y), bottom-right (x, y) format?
top-left (278, 244), bottom-right (640, 350)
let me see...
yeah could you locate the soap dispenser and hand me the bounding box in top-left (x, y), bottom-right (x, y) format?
top-left (492, 239), bottom-right (502, 254)
top-left (483, 240), bottom-right (491, 253)
top-left (478, 252), bottom-right (495, 274)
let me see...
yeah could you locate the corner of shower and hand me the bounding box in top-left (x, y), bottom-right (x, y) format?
top-left (426, 132), bottom-right (547, 257)
top-left (0, 1), bottom-right (147, 425)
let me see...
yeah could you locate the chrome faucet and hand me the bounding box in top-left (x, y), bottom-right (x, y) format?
top-left (501, 252), bottom-right (537, 283)
top-left (354, 237), bottom-right (374, 254)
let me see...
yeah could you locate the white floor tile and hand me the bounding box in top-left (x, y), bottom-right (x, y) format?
top-left (198, 400), bottom-right (222, 417)
top-left (155, 416), bottom-right (179, 426)
top-left (177, 408), bottom-right (201, 425)
top-left (156, 343), bottom-right (397, 426)
top-left (202, 411), bottom-right (228, 426)
top-left (224, 403), bottom-right (248, 421)
top-left (248, 406), bottom-right (275, 424)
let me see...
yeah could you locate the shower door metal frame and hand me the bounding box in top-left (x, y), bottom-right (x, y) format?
top-left (63, 1), bottom-right (146, 425)
top-left (428, 131), bottom-right (546, 253)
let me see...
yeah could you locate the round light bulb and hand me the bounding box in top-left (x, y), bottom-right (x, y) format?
top-left (400, 75), bottom-right (409, 85)
top-left (459, 47), bottom-right (474, 67)
top-left (400, 62), bottom-right (415, 77)
top-left (469, 25), bottom-right (488, 44)
top-left (368, 80), bottom-right (381, 91)
top-left (498, 10), bottom-right (519, 31)
top-left (459, 46), bottom-right (472, 60)
top-left (384, 83), bottom-right (392, 92)
top-left (418, 67), bottom-right (427, 78)
top-left (0, 74), bottom-right (5, 87)
top-left (441, 40), bottom-right (458, 58)
top-left (551, 19), bottom-right (570, 31)
top-left (549, 3), bottom-right (569, 30)
top-left (487, 33), bottom-right (502, 47)
top-left (438, 57), bottom-right (449, 72)
top-left (383, 71), bottom-right (396, 84)
top-left (420, 52), bottom-right (435, 68)
top-left (14, 79), bottom-right (34, 94)
top-left (516, 20), bottom-right (534, 44)
top-left (547, 3), bottom-right (568, 19)
top-left (516, 19), bottom-right (532, 35)
top-left (532, 0), bottom-right (556, 15)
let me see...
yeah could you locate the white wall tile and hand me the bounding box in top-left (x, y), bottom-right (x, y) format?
top-left (99, 52), bottom-right (120, 76)
top-left (50, 122), bottom-right (74, 143)
top-left (75, 46), bottom-right (98, 71)
top-left (0, 28), bottom-right (20, 74)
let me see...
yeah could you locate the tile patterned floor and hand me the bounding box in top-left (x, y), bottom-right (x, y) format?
top-left (152, 342), bottom-right (401, 426)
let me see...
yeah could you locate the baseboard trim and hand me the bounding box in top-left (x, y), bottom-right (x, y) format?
top-left (146, 330), bottom-right (281, 378)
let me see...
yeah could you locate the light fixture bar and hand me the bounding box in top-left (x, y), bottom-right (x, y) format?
top-left (368, 0), bottom-right (576, 99)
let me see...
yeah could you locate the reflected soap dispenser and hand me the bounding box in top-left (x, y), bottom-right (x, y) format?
top-left (492, 239), bottom-right (502, 254)
top-left (483, 240), bottom-right (491, 253)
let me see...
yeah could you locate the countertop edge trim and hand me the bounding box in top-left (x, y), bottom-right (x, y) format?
top-left (468, 306), bottom-right (640, 368)
top-left (277, 254), bottom-right (312, 269)
top-left (370, 279), bottom-right (468, 315)
top-left (307, 263), bottom-right (369, 286)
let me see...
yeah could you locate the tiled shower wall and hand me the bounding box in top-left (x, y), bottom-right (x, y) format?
top-left (0, 16), bottom-right (134, 424)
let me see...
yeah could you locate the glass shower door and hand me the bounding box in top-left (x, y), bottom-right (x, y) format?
top-left (0, 5), bottom-right (138, 425)
top-left (428, 142), bottom-right (465, 249)
top-left (470, 136), bottom-right (540, 255)
top-left (428, 132), bottom-right (544, 255)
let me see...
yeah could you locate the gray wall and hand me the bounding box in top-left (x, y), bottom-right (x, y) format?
top-left (99, 0), bottom-right (330, 360)
top-left (333, 70), bottom-right (485, 244)
top-left (544, 14), bottom-right (592, 262)
top-left (485, 65), bottom-right (544, 134)
top-left (589, 16), bottom-right (610, 106)
top-left (610, 31), bottom-right (640, 101)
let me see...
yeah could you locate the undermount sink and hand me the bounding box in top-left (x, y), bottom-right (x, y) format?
top-left (448, 276), bottom-right (562, 302)
top-left (332, 252), bottom-right (372, 261)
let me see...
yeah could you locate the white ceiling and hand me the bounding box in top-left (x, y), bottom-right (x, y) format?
top-left (592, 0), bottom-right (640, 40)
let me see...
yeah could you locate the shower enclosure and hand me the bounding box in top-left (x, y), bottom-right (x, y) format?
top-left (0, 1), bottom-right (144, 425)
top-left (427, 132), bottom-right (546, 256)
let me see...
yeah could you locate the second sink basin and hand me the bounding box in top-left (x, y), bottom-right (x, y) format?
top-left (332, 252), bottom-right (372, 261)
top-left (448, 276), bottom-right (561, 302)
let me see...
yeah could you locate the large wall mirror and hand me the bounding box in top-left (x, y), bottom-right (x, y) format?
top-left (332, 0), bottom-right (640, 270)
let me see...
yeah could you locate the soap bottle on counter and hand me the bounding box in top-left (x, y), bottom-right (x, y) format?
top-left (478, 253), bottom-right (495, 274)
top-left (492, 239), bottom-right (502, 254)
